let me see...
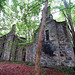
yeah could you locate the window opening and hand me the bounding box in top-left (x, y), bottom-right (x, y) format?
top-left (46, 30), bottom-right (49, 41)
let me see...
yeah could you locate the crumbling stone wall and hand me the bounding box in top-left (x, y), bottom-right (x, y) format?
top-left (0, 35), bottom-right (6, 60)
top-left (25, 17), bottom-right (74, 67)
top-left (56, 22), bottom-right (74, 66)
top-left (0, 25), bottom-right (26, 61)
top-left (25, 44), bottom-right (33, 62)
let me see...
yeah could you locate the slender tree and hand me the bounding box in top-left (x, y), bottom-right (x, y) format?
top-left (62, 0), bottom-right (75, 47)
top-left (35, 0), bottom-right (48, 75)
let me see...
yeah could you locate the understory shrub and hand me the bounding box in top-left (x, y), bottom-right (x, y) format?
top-left (13, 61), bottom-right (23, 63)
top-left (42, 71), bottom-right (47, 75)
top-left (24, 62), bottom-right (34, 66)
top-left (28, 63), bottom-right (34, 66)
top-left (59, 67), bottom-right (75, 74)
top-left (24, 62), bottom-right (28, 65)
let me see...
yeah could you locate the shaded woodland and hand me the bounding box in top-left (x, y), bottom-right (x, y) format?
top-left (0, 0), bottom-right (75, 75)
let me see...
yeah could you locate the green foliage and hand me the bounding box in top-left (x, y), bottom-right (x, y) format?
top-left (40, 68), bottom-right (48, 75)
top-left (52, 72), bottom-right (58, 75)
top-left (0, 0), bottom-right (43, 44)
top-left (24, 62), bottom-right (34, 66)
top-left (13, 60), bottom-right (23, 63)
top-left (26, 73), bottom-right (30, 75)
top-left (0, 0), bottom-right (53, 46)
top-left (18, 38), bottom-right (26, 43)
top-left (51, 0), bottom-right (75, 23)
top-left (42, 71), bottom-right (47, 75)
top-left (24, 62), bottom-right (28, 65)
top-left (59, 67), bottom-right (75, 74)
top-left (0, 0), bottom-right (6, 11)
top-left (1, 0), bottom-right (75, 47)
top-left (28, 63), bottom-right (34, 66)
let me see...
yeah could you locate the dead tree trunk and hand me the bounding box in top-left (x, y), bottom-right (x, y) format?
top-left (35, 0), bottom-right (48, 75)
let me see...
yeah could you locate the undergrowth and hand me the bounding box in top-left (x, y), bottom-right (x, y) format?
top-left (59, 67), bottom-right (75, 74)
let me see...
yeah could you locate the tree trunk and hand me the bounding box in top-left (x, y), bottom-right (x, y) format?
top-left (35, 0), bottom-right (48, 75)
top-left (73, 32), bottom-right (75, 47)
top-left (63, 0), bottom-right (75, 47)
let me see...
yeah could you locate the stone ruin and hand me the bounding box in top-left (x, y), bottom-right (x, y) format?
top-left (0, 25), bottom-right (26, 61)
top-left (26, 20), bottom-right (75, 67)
top-left (25, 7), bottom-right (75, 67)
top-left (0, 7), bottom-right (75, 67)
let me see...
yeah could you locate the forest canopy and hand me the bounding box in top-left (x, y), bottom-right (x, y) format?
top-left (0, 0), bottom-right (75, 43)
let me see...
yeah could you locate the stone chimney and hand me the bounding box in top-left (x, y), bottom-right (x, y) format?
top-left (46, 6), bottom-right (53, 19)
top-left (12, 24), bottom-right (16, 31)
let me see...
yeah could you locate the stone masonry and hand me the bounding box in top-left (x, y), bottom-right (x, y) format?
top-left (0, 25), bottom-right (26, 61)
top-left (25, 19), bottom-right (74, 67)
top-left (25, 7), bottom-right (75, 67)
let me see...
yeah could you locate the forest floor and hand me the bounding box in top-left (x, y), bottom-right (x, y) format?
top-left (0, 61), bottom-right (75, 75)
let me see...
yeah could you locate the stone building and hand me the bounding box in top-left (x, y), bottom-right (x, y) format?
top-left (25, 19), bottom-right (74, 67)
top-left (0, 25), bottom-right (26, 61)
top-left (25, 7), bottom-right (75, 67)
top-left (0, 7), bottom-right (74, 67)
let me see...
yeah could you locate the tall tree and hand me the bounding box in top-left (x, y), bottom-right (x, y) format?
top-left (0, 0), bottom-right (42, 39)
top-left (35, 0), bottom-right (48, 75)
top-left (62, 0), bottom-right (75, 47)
